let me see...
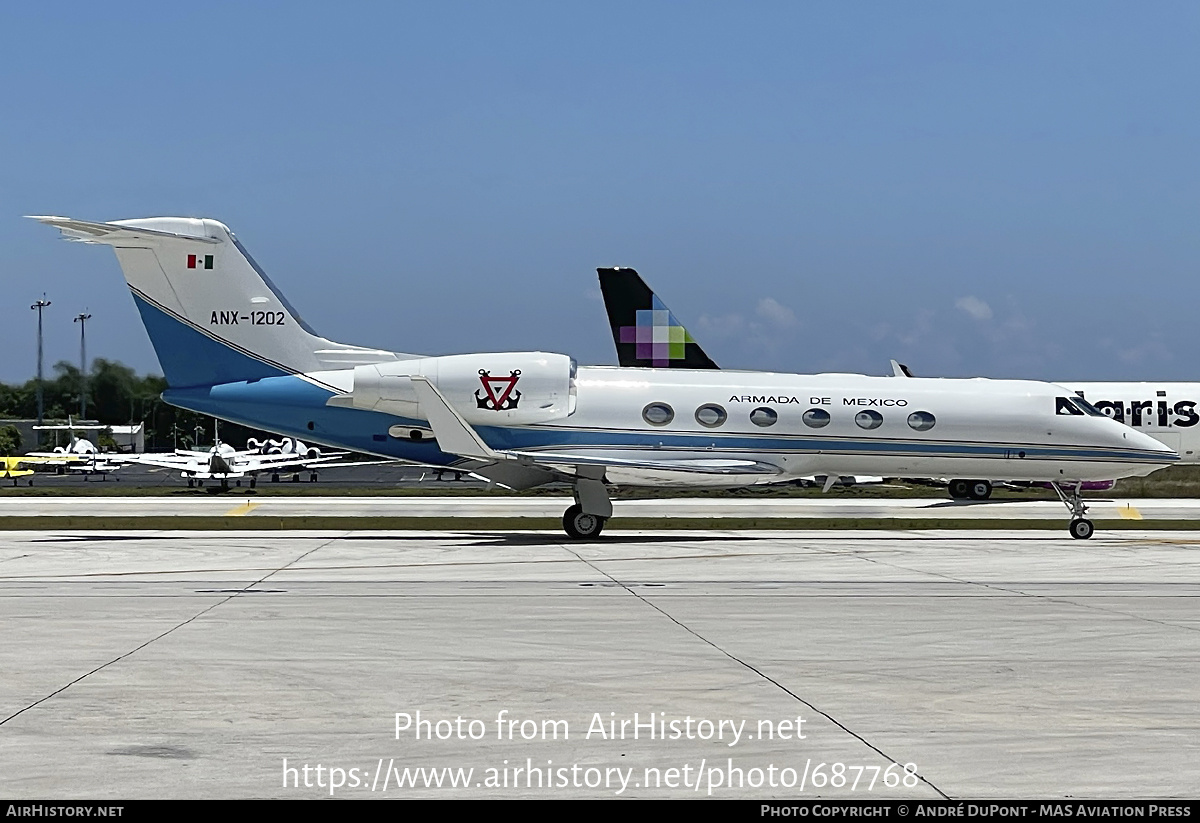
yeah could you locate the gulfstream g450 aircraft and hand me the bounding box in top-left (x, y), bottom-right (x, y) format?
top-left (33, 217), bottom-right (1175, 539)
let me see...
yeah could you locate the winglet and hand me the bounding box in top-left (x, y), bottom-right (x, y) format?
top-left (890, 359), bottom-right (914, 378)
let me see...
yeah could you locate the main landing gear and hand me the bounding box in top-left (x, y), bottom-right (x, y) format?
top-left (563, 504), bottom-right (605, 539)
top-left (1051, 481), bottom-right (1094, 540)
top-left (562, 474), bottom-right (612, 540)
top-left (948, 479), bottom-right (992, 500)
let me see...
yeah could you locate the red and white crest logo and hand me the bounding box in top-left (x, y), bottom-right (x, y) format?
top-left (475, 369), bottom-right (522, 411)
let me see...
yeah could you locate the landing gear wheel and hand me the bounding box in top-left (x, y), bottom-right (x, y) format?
top-left (1069, 518), bottom-right (1094, 540)
top-left (187, 479), bottom-right (195, 488)
top-left (968, 480), bottom-right (993, 500)
top-left (948, 479), bottom-right (970, 499)
top-left (563, 504), bottom-right (605, 540)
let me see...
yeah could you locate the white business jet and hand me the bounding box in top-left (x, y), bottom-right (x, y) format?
top-left (32, 217), bottom-right (1175, 539)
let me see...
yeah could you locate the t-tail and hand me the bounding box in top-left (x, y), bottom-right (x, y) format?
top-left (31, 216), bottom-right (411, 388)
top-left (597, 267), bottom-right (719, 369)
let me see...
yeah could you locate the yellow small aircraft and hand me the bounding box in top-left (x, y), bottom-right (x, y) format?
top-left (1, 456), bottom-right (37, 486)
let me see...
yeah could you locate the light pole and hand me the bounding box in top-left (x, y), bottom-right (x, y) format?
top-left (75, 312), bottom-right (91, 419)
top-left (31, 296), bottom-right (51, 425)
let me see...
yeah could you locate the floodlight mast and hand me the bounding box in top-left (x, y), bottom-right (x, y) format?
top-left (31, 296), bottom-right (51, 425)
top-left (75, 312), bottom-right (92, 419)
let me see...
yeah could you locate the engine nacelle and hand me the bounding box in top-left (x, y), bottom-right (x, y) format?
top-left (334, 352), bottom-right (576, 426)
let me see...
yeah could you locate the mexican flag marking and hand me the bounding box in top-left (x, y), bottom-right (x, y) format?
top-left (187, 254), bottom-right (214, 270)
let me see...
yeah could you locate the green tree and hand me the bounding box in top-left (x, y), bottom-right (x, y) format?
top-left (0, 425), bottom-right (20, 456)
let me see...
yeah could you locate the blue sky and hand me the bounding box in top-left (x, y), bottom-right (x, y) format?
top-left (3, 2), bottom-right (1198, 386)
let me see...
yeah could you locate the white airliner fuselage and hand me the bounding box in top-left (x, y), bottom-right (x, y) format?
top-left (1061, 383), bottom-right (1200, 461)
top-left (32, 215), bottom-right (1176, 539)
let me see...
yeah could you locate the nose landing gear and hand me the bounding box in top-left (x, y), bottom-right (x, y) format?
top-left (1051, 482), bottom-right (1094, 539)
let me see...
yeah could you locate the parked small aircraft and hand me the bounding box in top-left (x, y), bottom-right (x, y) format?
top-left (28, 422), bottom-right (122, 479)
top-left (1, 457), bottom-right (36, 486)
top-left (114, 437), bottom-right (359, 489)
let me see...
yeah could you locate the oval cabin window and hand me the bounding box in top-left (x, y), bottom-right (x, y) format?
top-left (694, 404), bottom-right (728, 428)
top-left (750, 407), bottom-right (778, 427)
top-left (907, 411), bottom-right (936, 431)
top-left (855, 410), bottom-right (883, 430)
top-left (642, 402), bottom-right (674, 426)
top-left (802, 408), bottom-right (831, 428)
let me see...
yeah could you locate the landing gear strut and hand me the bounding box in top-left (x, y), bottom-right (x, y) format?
top-left (562, 474), bottom-right (611, 540)
top-left (1051, 482), bottom-right (1094, 539)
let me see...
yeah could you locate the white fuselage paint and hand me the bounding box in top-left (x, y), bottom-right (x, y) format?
top-left (313, 364), bottom-right (1174, 487)
top-left (532, 368), bottom-right (1169, 485)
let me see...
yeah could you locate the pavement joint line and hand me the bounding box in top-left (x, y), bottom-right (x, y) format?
top-left (844, 541), bottom-right (1200, 635)
top-left (558, 542), bottom-right (951, 800)
top-left (0, 537), bottom-right (339, 729)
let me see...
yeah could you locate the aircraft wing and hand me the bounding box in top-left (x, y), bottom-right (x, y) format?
top-left (20, 453), bottom-right (86, 464)
top-left (110, 454), bottom-right (200, 471)
top-left (305, 459), bottom-right (393, 469)
top-left (250, 452), bottom-right (349, 465)
top-left (508, 451), bottom-right (782, 476)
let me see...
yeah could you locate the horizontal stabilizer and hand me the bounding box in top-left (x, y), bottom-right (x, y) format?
top-left (29, 216), bottom-right (220, 244)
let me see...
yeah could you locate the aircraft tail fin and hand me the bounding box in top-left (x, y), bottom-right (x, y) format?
top-left (31, 216), bottom-right (410, 388)
top-left (596, 267), bottom-right (719, 369)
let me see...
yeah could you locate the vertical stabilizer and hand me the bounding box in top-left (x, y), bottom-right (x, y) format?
top-left (597, 267), bottom-right (719, 369)
top-left (32, 216), bottom-right (410, 388)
